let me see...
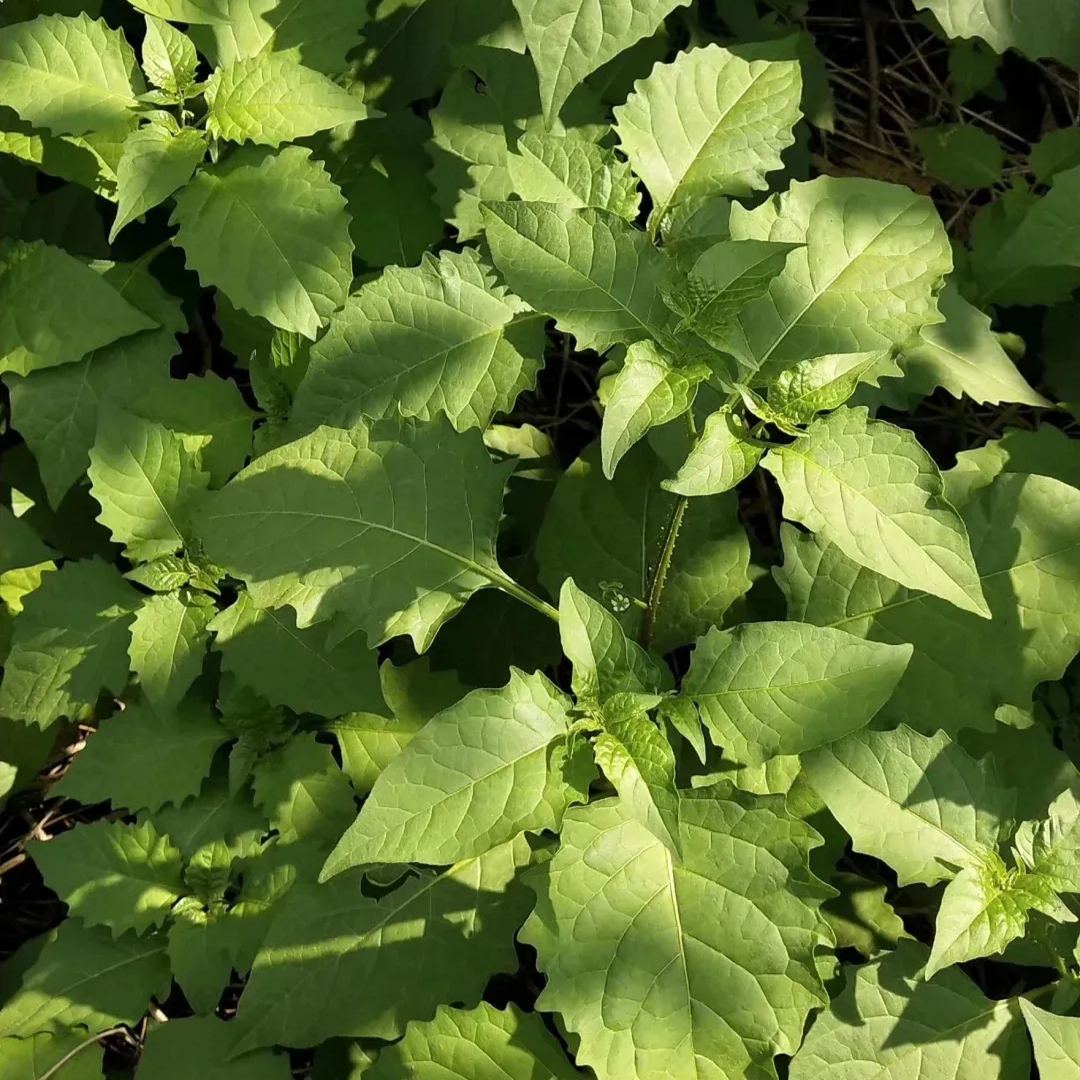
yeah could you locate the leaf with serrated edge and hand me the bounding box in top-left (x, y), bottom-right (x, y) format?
top-left (1014, 788), bottom-right (1080, 894)
top-left (129, 592), bottom-right (213, 710)
top-left (767, 351), bottom-right (899, 425)
top-left (141, 16), bottom-right (198, 95)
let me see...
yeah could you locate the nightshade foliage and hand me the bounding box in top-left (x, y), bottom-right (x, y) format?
top-left (0, 1), bottom-right (1078, 1078)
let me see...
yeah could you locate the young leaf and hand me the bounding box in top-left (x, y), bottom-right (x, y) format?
top-left (662, 409), bottom-right (763, 496)
top-left (1020, 999), bottom-right (1080, 1080)
top-left (767, 351), bottom-right (899, 425)
top-left (523, 788), bottom-right (829, 1080)
top-left (1014, 788), bottom-right (1080, 894)
top-left (229, 838), bottom-right (532, 1051)
top-left (0, 921), bottom-right (170, 1038)
top-left (600, 341), bottom-right (702, 478)
top-left (141, 16), bottom-right (199, 96)
top-left (129, 591), bottom-right (213, 709)
top-left (171, 146), bottom-right (353, 339)
top-left (55, 692), bottom-right (230, 813)
top-left (110, 125), bottom-right (207, 242)
top-left (684, 621), bottom-right (912, 764)
top-left (0, 14), bottom-right (142, 137)
top-left (482, 201), bottom-right (677, 352)
top-left (87, 406), bottom-right (210, 563)
top-left (138, 1016), bottom-right (293, 1080)
top-left (763, 407), bottom-right (989, 616)
top-left (206, 54), bottom-right (369, 146)
top-left (196, 414), bottom-right (518, 653)
top-left (803, 725), bottom-right (1012, 886)
top-left (0, 240), bottom-right (158, 377)
top-left (290, 249), bottom-right (544, 436)
top-left (788, 939), bottom-right (1030, 1080)
top-left (512, 0), bottom-right (691, 124)
top-left (320, 670), bottom-right (591, 875)
top-left (367, 1002), bottom-right (579, 1080)
top-left (30, 820), bottom-right (185, 936)
top-left (614, 46), bottom-right (801, 231)
top-left (0, 559), bottom-right (138, 729)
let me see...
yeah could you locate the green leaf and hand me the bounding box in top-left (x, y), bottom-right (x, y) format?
top-left (368, 1002), bottom-right (578, 1080)
top-left (290, 249), bottom-right (544, 436)
top-left (320, 670), bottom-right (590, 875)
top-left (482, 201), bottom-right (677, 352)
top-left (788, 939), bottom-right (1030, 1080)
top-left (55, 691), bottom-right (229, 813)
top-left (1031, 127), bottom-right (1080, 184)
top-left (0, 239), bottom-right (158, 377)
top-left (141, 16), bottom-right (199, 96)
top-left (558, 579), bottom-right (668, 706)
top-left (512, 0), bottom-right (691, 124)
top-left (778, 472), bottom-right (1080, 734)
top-left (148, 773), bottom-right (266, 861)
top-left (803, 725), bottom-right (1012, 886)
top-left (767, 351), bottom-right (900, 425)
top-left (523, 788), bottom-right (829, 1080)
top-left (0, 14), bottom-right (142, 137)
top-left (210, 591), bottom-right (384, 718)
top-left (820, 871), bottom-right (905, 957)
top-left (128, 0), bottom-right (230, 23)
top-left (196, 414), bottom-right (516, 653)
top-left (913, 123), bottom-right (1004, 189)
top-left (1020, 999), bottom-right (1080, 1080)
top-left (724, 177), bottom-right (952, 382)
top-left (1014, 788), bottom-right (1080, 894)
top-left (601, 341), bottom-right (702, 478)
top-left (763, 406), bottom-right (988, 616)
top-left (87, 406), bottom-right (210, 563)
top-left (110, 124), bottom-right (206, 243)
top-left (0, 559), bottom-right (138, 729)
top-left (0, 1029), bottom-right (104, 1080)
top-left (0, 921), bottom-right (170, 1038)
top-left (900, 283), bottom-right (1049, 407)
top-left (913, 0), bottom-right (1080, 68)
top-left (129, 592), bottom-right (213, 710)
top-left (171, 146), bottom-right (353, 340)
top-left (138, 1016), bottom-right (292, 1080)
top-left (614, 45), bottom-right (801, 232)
top-left (661, 409), bottom-right (763, 496)
top-left (31, 820), bottom-right (185, 936)
top-left (206, 53), bottom-right (369, 146)
top-left (684, 621), bottom-right (911, 764)
top-left (508, 130), bottom-right (641, 217)
top-left (229, 838), bottom-right (532, 1051)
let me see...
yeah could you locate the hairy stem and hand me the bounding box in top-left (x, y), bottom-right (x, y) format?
top-left (640, 495), bottom-right (689, 648)
top-left (492, 570), bottom-right (560, 624)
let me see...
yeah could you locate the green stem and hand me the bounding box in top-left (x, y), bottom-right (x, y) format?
top-left (640, 495), bottom-right (689, 647)
top-left (37, 1026), bottom-right (127, 1080)
top-left (491, 570), bottom-right (560, 624)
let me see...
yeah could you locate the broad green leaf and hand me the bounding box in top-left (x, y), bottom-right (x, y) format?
top-left (129, 592), bottom-right (213, 710)
top-left (913, 0), bottom-right (1080, 68)
top-left (914, 123), bottom-right (1004, 189)
top-left (1014, 788), bottom-right (1080, 894)
top-left (601, 341), bottom-right (702, 478)
top-left (229, 838), bottom-right (532, 1051)
top-left (0, 922), bottom-right (170, 1038)
top-left (30, 820), bottom-right (184, 936)
top-left (55, 692), bottom-right (229, 813)
top-left (167, 905), bottom-right (245, 1015)
top-left (523, 788), bottom-right (829, 1080)
top-left (110, 125), bottom-right (206, 242)
top-left (4, 261), bottom-right (183, 508)
top-left (290, 249), bottom-right (544, 436)
top-left (0, 1029), bottom-right (103, 1080)
top-left (0, 559), bottom-right (138, 729)
top-left (206, 53), bottom-right (369, 146)
top-left (820, 871), bottom-right (905, 957)
top-left (538, 439), bottom-right (752, 653)
top-left (148, 774), bottom-right (266, 861)
top-left (900, 283), bottom-right (1049, 407)
top-left (927, 857), bottom-right (1074, 976)
top-left (128, 0), bottom-right (230, 23)
top-left (763, 407), bottom-right (988, 616)
top-left (1021, 999), bottom-right (1080, 1080)
top-left (210, 591), bottom-right (383, 718)
top-left (662, 409), bottom-right (762, 496)
top-left (767, 351), bottom-right (900, 425)
top-left (0, 14), bottom-right (142, 137)
top-left (558, 579), bottom-right (668, 706)
top-left (511, 0), bottom-right (691, 124)
top-left (321, 670), bottom-right (590, 874)
top-left (508, 130), bottom-right (641, 217)
top-left (725, 177), bottom-right (952, 382)
top-left (196, 415), bottom-right (515, 653)
top-left (88, 407), bottom-right (210, 563)
top-left (684, 621), bottom-right (911, 764)
top-left (614, 45), bottom-right (801, 232)
top-left (778, 472), bottom-right (1080, 734)
top-left (171, 146), bottom-right (353, 339)
top-left (1031, 127), bottom-right (1080, 184)
top-left (368, 1002), bottom-right (577, 1079)
top-left (803, 726), bottom-right (1011, 886)
top-left (0, 240), bottom-right (157, 376)
top-left (482, 201), bottom-right (677, 352)
top-left (141, 16), bottom-right (198, 95)
top-left (139, 1016), bottom-right (292, 1080)
top-left (788, 939), bottom-right (1030, 1080)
